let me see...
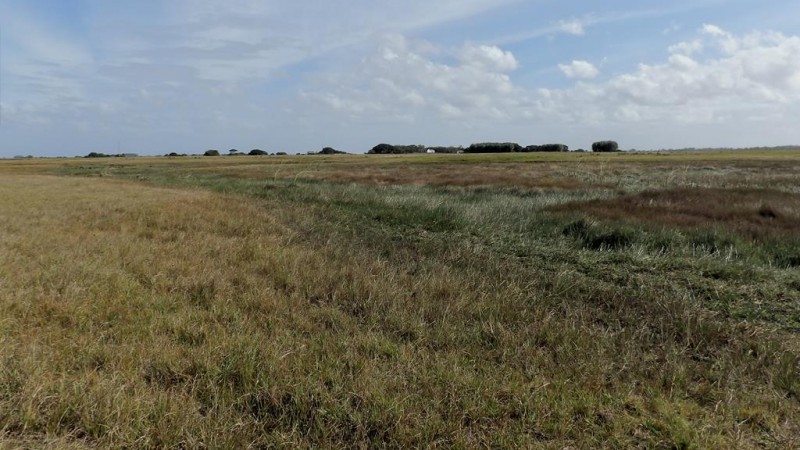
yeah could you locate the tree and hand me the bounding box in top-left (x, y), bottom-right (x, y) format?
top-left (248, 149), bottom-right (268, 156)
top-left (592, 141), bottom-right (619, 152)
top-left (319, 147), bottom-right (346, 155)
top-left (204, 149), bottom-right (220, 156)
top-left (369, 143), bottom-right (396, 154)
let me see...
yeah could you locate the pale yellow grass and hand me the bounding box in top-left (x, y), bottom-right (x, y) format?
top-left (0, 176), bottom-right (307, 446)
top-left (0, 175), bottom-right (510, 447)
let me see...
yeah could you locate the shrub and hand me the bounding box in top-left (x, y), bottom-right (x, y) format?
top-left (204, 150), bottom-right (220, 156)
top-left (248, 149), bottom-right (268, 156)
top-left (592, 141), bottom-right (619, 152)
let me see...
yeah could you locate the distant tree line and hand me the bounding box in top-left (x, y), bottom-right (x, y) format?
top-left (84, 152), bottom-right (138, 158)
top-left (464, 142), bottom-right (523, 153)
top-left (367, 141), bottom-right (618, 154)
top-left (198, 147), bottom-right (346, 157)
top-left (463, 143), bottom-right (570, 153)
top-left (367, 141), bottom-right (619, 155)
top-left (368, 144), bottom-right (462, 154)
top-left (31, 142), bottom-right (800, 160)
top-left (368, 144), bottom-right (427, 154)
top-left (201, 149), bottom-right (284, 156)
top-left (81, 140), bottom-right (624, 159)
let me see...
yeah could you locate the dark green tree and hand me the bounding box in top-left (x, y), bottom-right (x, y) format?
top-left (592, 141), bottom-right (620, 152)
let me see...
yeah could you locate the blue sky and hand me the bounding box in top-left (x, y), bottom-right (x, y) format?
top-left (1, 0), bottom-right (800, 156)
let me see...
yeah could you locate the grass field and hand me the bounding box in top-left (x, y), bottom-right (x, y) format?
top-left (0, 151), bottom-right (799, 448)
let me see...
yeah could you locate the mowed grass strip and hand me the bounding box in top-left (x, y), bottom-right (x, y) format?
top-left (0, 173), bottom-right (798, 448)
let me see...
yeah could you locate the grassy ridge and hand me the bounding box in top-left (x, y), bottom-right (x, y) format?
top-left (0, 154), bottom-right (799, 448)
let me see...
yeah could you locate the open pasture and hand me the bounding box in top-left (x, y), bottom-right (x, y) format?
top-left (0, 151), bottom-right (799, 448)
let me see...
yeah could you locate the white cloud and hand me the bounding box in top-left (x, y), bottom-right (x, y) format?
top-left (701, 24), bottom-right (726, 37)
top-left (305, 36), bottom-right (523, 121)
top-left (3, 0), bottom-right (522, 104)
top-left (667, 54), bottom-right (699, 70)
top-left (557, 19), bottom-right (585, 36)
top-left (700, 23), bottom-right (741, 54)
top-left (459, 44), bottom-right (519, 71)
top-left (558, 60), bottom-right (599, 79)
top-left (669, 40), bottom-right (704, 55)
top-left (306, 25), bottom-right (800, 148)
top-left (539, 25), bottom-right (800, 126)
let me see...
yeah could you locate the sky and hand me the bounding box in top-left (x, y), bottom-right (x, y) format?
top-left (1, 0), bottom-right (800, 156)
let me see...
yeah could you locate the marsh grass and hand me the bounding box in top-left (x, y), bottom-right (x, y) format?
top-left (0, 152), bottom-right (799, 448)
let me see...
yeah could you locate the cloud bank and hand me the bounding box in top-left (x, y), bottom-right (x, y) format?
top-left (301, 25), bottom-right (800, 148)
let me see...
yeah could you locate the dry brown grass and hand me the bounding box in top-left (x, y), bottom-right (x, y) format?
top-left (551, 188), bottom-right (800, 240)
top-left (0, 176), bottom-right (292, 447)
